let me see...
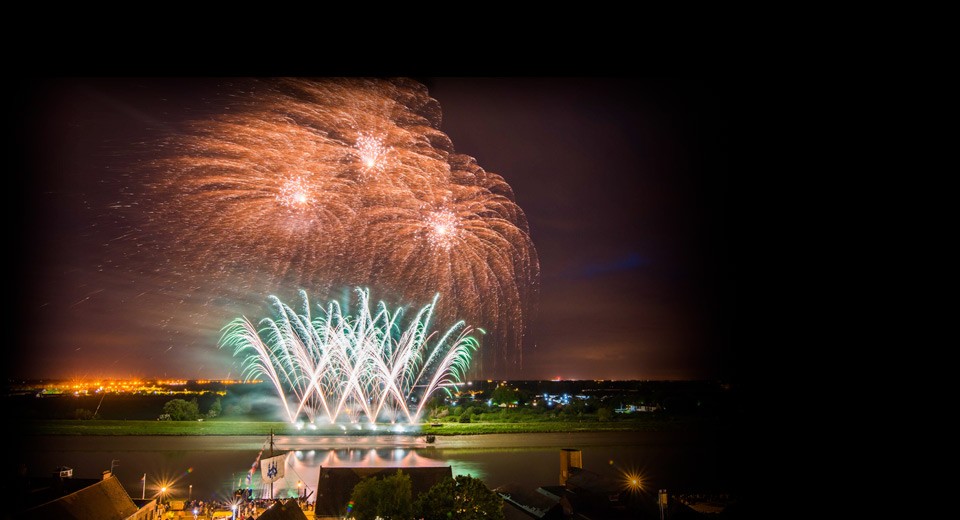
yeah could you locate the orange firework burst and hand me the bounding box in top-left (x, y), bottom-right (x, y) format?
top-left (149, 78), bottom-right (539, 376)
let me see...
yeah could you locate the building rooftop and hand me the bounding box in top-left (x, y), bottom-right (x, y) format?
top-left (17, 475), bottom-right (138, 520)
top-left (566, 467), bottom-right (623, 496)
top-left (256, 499), bottom-right (308, 520)
top-left (496, 483), bottom-right (563, 519)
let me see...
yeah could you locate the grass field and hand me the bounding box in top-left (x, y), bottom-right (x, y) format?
top-left (26, 420), bottom-right (292, 436)
top-left (24, 418), bottom-right (692, 436)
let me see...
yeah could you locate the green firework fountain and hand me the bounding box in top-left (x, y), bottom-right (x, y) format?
top-left (220, 288), bottom-right (479, 425)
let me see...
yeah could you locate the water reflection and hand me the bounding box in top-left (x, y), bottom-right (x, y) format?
top-left (264, 446), bottom-right (485, 499)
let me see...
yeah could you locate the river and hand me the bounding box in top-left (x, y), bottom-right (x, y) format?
top-left (20, 430), bottom-right (740, 502)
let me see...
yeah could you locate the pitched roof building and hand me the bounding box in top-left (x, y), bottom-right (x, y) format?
top-left (16, 475), bottom-right (150, 520)
top-left (255, 499), bottom-right (309, 520)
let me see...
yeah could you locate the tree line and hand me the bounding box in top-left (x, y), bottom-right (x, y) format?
top-left (157, 397), bottom-right (221, 421)
top-left (349, 472), bottom-right (503, 520)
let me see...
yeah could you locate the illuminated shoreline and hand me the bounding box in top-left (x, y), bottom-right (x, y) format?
top-left (8, 379), bottom-right (263, 397)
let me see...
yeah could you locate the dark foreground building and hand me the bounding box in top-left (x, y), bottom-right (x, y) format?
top-left (497, 483), bottom-right (564, 519)
top-left (500, 448), bottom-right (741, 519)
top-left (14, 472), bottom-right (158, 520)
top-left (315, 465), bottom-right (452, 519)
top-left (256, 499), bottom-right (309, 520)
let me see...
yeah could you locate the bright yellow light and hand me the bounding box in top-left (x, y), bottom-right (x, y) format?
top-left (623, 472), bottom-right (644, 493)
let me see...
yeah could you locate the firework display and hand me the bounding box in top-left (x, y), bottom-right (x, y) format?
top-left (152, 78), bottom-right (538, 375)
top-left (220, 288), bottom-right (478, 424)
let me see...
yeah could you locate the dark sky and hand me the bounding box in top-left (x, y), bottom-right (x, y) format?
top-left (11, 78), bottom-right (733, 382)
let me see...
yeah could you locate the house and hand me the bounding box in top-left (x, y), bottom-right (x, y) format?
top-left (16, 474), bottom-right (158, 520)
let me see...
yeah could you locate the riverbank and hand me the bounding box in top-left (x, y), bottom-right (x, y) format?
top-left (24, 416), bottom-right (717, 436)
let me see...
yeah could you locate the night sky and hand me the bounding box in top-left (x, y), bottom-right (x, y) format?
top-left (11, 78), bottom-right (733, 381)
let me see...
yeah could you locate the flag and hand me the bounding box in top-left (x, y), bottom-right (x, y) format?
top-left (260, 454), bottom-right (286, 483)
top-left (249, 448), bottom-right (263, 478)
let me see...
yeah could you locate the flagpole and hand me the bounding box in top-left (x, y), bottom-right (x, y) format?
top-left (269, 429), bottom-right (274, 500)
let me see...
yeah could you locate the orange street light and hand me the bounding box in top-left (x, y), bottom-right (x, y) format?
top-left (624, 472), bottom-right (643, 493)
